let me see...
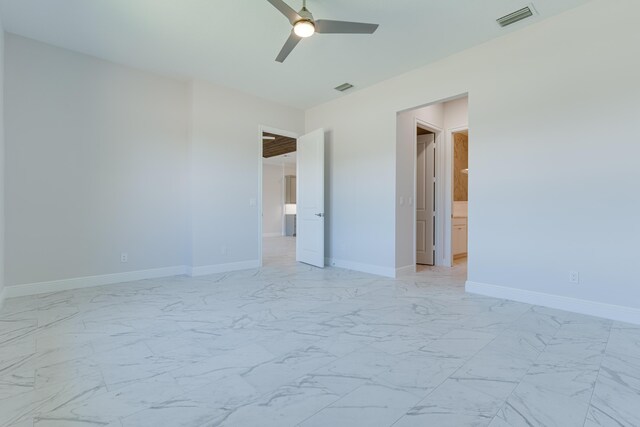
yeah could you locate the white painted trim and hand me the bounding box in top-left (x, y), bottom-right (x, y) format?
top-left (258, 125), bottom-right (300, 268)
top-left (260, 126), bottom-right (299, 140)
top-left (263, 232), bottom-right (283, 238)
top-left (415, 120), bottom-right (443, 133)
top-left (466, 281), bottom-right (640, 325)
top-left (395, 265), bottom-right (416, 277)
top-left (5, 266), bottom-right (188, 298)
top-left (326, 257), bottom-right (395, 278)
top-left (414, 119), bottom-right (443, 268)
top-left (3, 259), bottom-right (266, 299)
top-left (0, 287), bottom-right (6, 312)
top-left (281, 163), bottom-right (286, 237)
top-left (187, 260), bottom-right (260, 277)
top-left (397, 94), bottom-right (470, 116)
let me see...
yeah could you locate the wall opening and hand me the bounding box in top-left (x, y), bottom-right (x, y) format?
top-left (261, 129), bottom-right (298, 267)
top-left (395, 95), bottom-right (468, 277)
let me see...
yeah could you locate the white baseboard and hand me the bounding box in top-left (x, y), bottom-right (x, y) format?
top-left (262, 232), bottom-right (283, 238)
top-left (5, 266), bottom-right (188, 298)
top-left (466, 281), bottom-right (640, 325)
top-left (395, 265), bottom-right (416, 277)
top-left (2, 259), bottom-right (265, 300)
top-left (325, 258), bottom-right (395, 278)
top-left (187, 260), bottom-right (260, 277)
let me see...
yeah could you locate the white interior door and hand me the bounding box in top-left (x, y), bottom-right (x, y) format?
top-left (296, 128), bottom-right (325, 268)
top-left (416, 134), bottom-right (435, 265)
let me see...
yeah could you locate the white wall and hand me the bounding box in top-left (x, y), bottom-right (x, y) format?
top-left (0, 15), bottom-right (5, 304)
top-left (4, 35), bottom-right (190, 287)
top-left (3, 36), bottom-right (305, 291)
top-left (284, 163), bottom-right (296, 177)
top-left (443, 98), bottom-right (469, 131)
top-left (262, 163), bottom-right (284, 237)
top-left (306, 0), bottom-right (640, 318)
top-left (188, 80), bottom-right (304, 273)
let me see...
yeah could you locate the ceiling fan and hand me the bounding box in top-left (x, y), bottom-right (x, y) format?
top-left (266, 0), bottom-right (379, 63)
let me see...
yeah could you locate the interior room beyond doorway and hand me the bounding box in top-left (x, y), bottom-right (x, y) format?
top-left (262, 130), bottom-right (297, 266)
top-left (452, 130), bottom-right (469, 263)
top-left (395, 95), bottom-right (469, 277)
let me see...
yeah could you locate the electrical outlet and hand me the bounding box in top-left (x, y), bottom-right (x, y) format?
top-left (569, 271), bottom-right (579, 284)
top-left (121, 253), bottom-right (128, 263)
top-left (221, 245), bottom-right (228, 255)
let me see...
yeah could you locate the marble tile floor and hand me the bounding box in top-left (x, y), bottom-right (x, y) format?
top-left (1, 244), bottom-right (639, 426)
top-left (262, 236), bottom-right (296, 268)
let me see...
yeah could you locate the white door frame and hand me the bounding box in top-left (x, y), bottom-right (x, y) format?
top-left (448, 126), bottom-right (469, 265)
top-left (413, 119), bottom-right (445, 268)
top-left (410, 122), bottom-right (470, 269)
top-left (258, 125), bottom-right (299, 267)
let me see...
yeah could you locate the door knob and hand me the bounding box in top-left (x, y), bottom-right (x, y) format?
top-left (315, 213), bottom-right (324, 217)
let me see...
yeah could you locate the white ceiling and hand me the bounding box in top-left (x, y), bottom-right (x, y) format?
top-left (264, 152), bottom-right (297, 166)
top-left (0, 0), bottom-right (591, 109)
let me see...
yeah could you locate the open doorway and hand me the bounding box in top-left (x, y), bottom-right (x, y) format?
top-left (452, 130), bottom-right (469, 265)
top-left (395, 95), bottom-right (468, 277)
top-left (259, 126), bottom-right (326, 269)
top-left (261, 129), bottom-right (297, 266)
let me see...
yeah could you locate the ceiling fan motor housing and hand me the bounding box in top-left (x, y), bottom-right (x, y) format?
top-left (268, 0), bottom-right (379, 62)
top-left (297, 8), bottom-right (314, 23)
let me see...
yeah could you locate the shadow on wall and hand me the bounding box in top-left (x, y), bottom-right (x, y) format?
top-left (324, 129), bottom-right (333, 261)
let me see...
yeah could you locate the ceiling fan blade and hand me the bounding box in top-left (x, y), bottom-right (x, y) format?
top-left (276, 31), bottom-right (302, 63)
top-left (266, 0), bottom-right (302, 25)
top-left (315, 20), bottom-right (379, 34)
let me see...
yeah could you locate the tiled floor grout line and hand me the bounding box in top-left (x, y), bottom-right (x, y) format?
top-left (294, 287), bottom-right (474, 427)
top-left (5, 248), bottom-right (638, 427)
top-left (581, 320), bottom-right (614, 427)
top-left (290, 314), bottom-right (412, 426)
top-left (292, 380), bottom-right (371, 426)
top-left (387, 304), bottom-right (538, 427)
top-left (489, 306), bottom-right (604, 424)
top-left (482, 306), bottom-right (571, 426)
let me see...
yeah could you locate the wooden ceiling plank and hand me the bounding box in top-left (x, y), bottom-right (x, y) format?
top-left (263, 132), bottom-right (297, 158)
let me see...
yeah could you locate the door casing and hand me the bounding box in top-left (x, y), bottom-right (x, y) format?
top-left (258, 125), bottom-right (299, 267)
top-left (413, 119), bottom-right (444, 268)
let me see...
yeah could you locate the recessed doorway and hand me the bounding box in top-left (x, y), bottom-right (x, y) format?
top-left (260, 128), bottom-right (298, 267)
top-left (395, 95), bottom-right (469, 276)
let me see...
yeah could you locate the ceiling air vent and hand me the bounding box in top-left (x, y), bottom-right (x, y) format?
top-left (497, 6), bottom-right (534, 27)
top-left (335, 83), bottom-right (354, 92)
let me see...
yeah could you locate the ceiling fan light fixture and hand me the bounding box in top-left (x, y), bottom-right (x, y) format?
top-left (294, 20), bottom-right (315, 38)
top-left (267, 0), bottom-right (379, 62)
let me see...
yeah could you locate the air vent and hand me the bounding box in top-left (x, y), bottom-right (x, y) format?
top-left (497, 6), bottom-right (534, 27)
top-left (335, 83), bottom-right (354, 92)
